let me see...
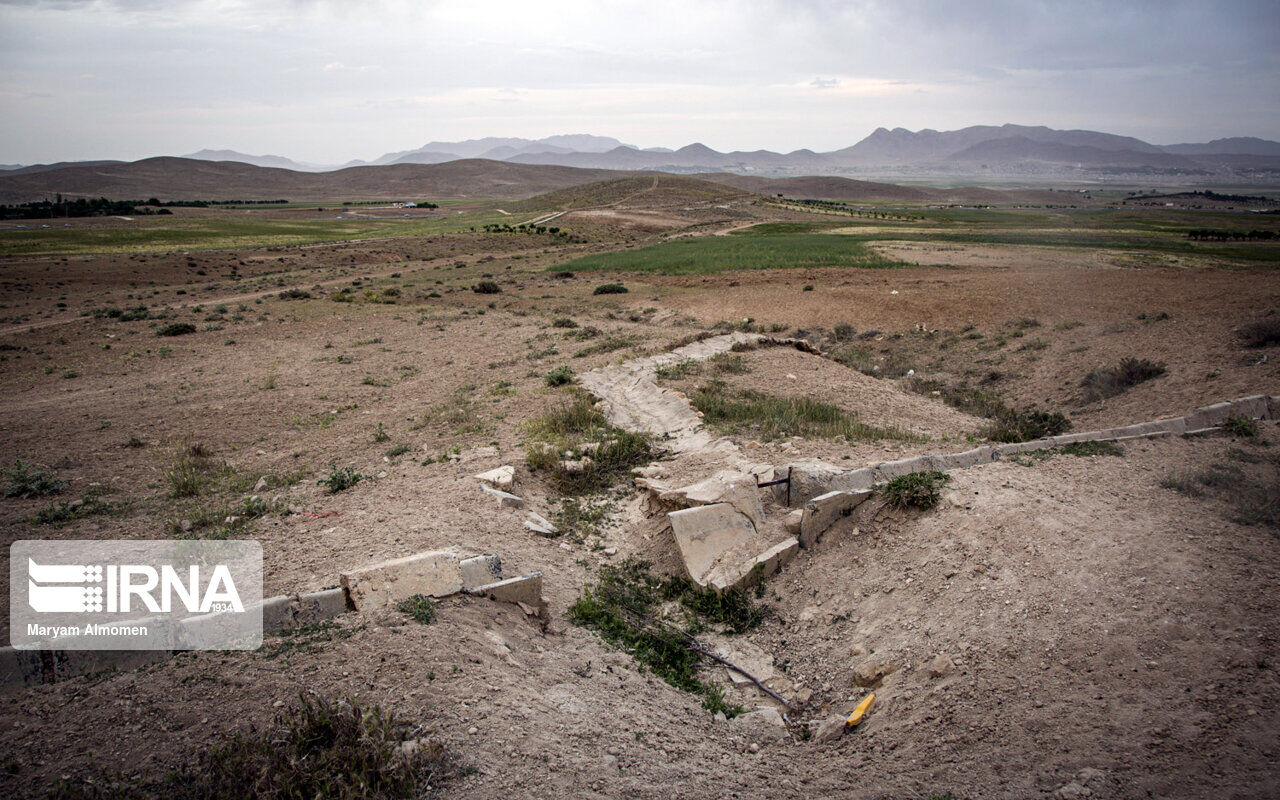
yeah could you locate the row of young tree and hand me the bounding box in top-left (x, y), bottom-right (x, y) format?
top-left (1186, 228), bottom-right (1278, 241)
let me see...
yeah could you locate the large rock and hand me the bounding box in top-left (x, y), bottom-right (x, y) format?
top-left (669, 503), bottom-right (757, 587)
top-left (341, 551), bottom-right (463, 610)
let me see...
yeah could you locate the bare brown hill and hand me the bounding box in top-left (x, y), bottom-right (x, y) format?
top-left (512, 174), bottom-right (751, 211)
top-left (0, 157), bottom-right (627, 204)
top-left (698, 173), bottom-right (1071, 205)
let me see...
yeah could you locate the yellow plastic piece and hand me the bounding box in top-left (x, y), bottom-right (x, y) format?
top-left (846, 693), bottom-right (875, 727)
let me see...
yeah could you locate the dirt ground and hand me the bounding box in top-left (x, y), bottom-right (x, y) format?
top-left (1, 200), bottom-right (1278, 798)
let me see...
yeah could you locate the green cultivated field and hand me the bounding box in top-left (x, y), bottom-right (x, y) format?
top-left (553, 232), bottom-right (901, 275)
top-left (0, 209), bottom-right (513, 255)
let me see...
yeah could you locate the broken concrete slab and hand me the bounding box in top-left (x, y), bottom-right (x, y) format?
top-left (523, 512), bottom-right (556, 536)
top-left (473, 465), bottom-right (515, 490)
top-left (873, 457), bottom-right (931, 482)
top-left (783, 509), bottom-right (803, 536)
top-left (799, 490), bottom-right (872, 548)
top-left (1230, 394), bottom-right (1270, 420)
top-left (709, 537), bottom-right (799, 593)
top-left (812, 714), bottom-right (847, 744)
top-left (341, 551), bottom-right (463, 611)
top-left (468, 572), bottom-right (545, 617)
top-left (480, 484), bottom-right (525, 509)
top-left (459, 554), bottom-right (503, 591)
top-left (830, 467), bottom-right (876, 493)
top-left (1185, 401), bottom-right (1235, 430)
top-left (776, 458), bottom-right (846, 506)
top-left (662, 470), bottom-right (765, 529)
top-left (669, 503), bottom-right (758, 587)
top-left (297, 587), bottom-right (349, 623)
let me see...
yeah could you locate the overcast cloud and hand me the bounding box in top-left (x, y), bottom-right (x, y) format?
top-left (0, 0), bottom-right (1276, 163)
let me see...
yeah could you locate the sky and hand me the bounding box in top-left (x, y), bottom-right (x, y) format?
top-left (0, 0), bottom-right (1277, 165)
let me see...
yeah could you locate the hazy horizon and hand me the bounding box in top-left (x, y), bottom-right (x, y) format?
top-left (1, 0), bottom-right (1277, 165)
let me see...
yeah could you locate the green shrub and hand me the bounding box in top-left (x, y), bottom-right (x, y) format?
top-left (156, 322), bottom-right (197, 337)
top-left (1082, 357), bottom-right (1166, 401)
top-left (1223, 414), bottom-right (1260, 439)
top-left (396, 595), bottom-right (436, 624)
top-left (3, 460), bottom-right (65, 498)
top-left (592, 283), bottom-right (628, 295)
top-left (551, 317), bottom-right (579, 328)
top-left (881, 471), bottom-right (950, 510)
top-left (277, 288), bottom-right (311, 300)
top-left (472, 281), bottom-right (501, 294)
top-left (545, 365), bottom-right (574, 386)
top-left (319, 464), bottom-right (364, 494)
top-left (569, 559), bottom-right (764, 717)
top-left (906, 377), bottom-right (1070, 443)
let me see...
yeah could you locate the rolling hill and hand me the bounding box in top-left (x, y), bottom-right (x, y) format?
top-left (0, 158), bottom-right (628, 204)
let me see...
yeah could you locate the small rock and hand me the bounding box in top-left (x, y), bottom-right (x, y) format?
top-left (599, 754), bottom-right (618, 770)
top-left (748, 742), bottom-right (760, 753)
top-left (253, 476), bottom-right (269, 493)
top-left (467, 726), bottom-right (479, 735)
top-left (179, 519), bottom-right (193, 532)
top-left (1054, 782), bottom-right (1090, 799)
top-left (559, 457), bottom-right (593, 473)
top-left (927, 653), bottom-right (955, 679)
top-left (792, 687), bottom-right (813, 709)
top-left (603, 547), bottom-right (618, 556)
top-left (376, 470), bottom-right (387, 479)
top-left (851, 657), bottom-right (898, 688)
top-left (812, 715), bottom-right (846, 744)
top-left (480, 484), bottom-right (524, 509)
top-left (272, 700), bottom-right (285, 708)
top-left (783, 509), bottom-right (803, 535)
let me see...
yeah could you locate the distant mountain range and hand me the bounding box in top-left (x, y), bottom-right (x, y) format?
top-left (4, 125), bottom-right (1279, 186)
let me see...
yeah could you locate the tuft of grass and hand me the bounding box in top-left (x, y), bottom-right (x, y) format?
top-left (881, 471), bottom-right (950, 510)
top-left (1223, 414), bottom-right (1260, 439)
top-left (396, 595), bottom-right (436, 624)
top-left (472, 280), bottom-right (501, 294)
top-left (1238, 314), bottom-right (1280, 348)
top-left (709, 352), bottom-right (749, 374)
top-left (1081, 357), bottom-right (1166, 402)
top-left (545, 365), bottom-right (574, 386)
top-left (592, 283), bottom-right (628, 295)
top-left (3, 460), bottom-right (66, 498)
top-left (156, 322), bottom-right (197, 337)
top-left (551, 316), bottom-right (578, 329)
top-left (33, 489), bottom-right (130, 526)
top-left (1060, 441), bottom-right (1124, 457)
top-left (906, 378), bottom-right (1070, 443)
top-left (654, 359), bottom-right (701, 381)
top-left (691, 380), bottom-right (919, 442)
top-left (164, 444), bottom-right (238, 499)
top-left (569, 559), bottom-right (765, 717)
top-left (318, 464), bottom-right (364, 494)
top-left (573, 334), bottom-right (638, 358)
top-left (524, 393), bottom-right (657, 495)
top-left (277, 288), bottom-right (311, 300)
top-left (49, 695), bottom-right (455, 800)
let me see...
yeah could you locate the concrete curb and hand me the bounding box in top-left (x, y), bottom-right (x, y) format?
top-left (791, 393), bottom-right (1278, 506)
